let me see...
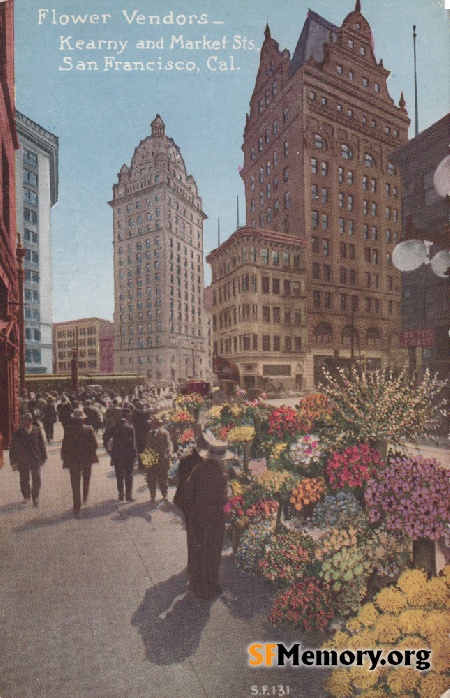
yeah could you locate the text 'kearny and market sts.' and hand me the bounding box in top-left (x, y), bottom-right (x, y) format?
top-left (37, 9), bottom-right (259, 73)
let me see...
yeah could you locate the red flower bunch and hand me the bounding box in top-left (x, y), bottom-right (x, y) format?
top-left (269, 577), bottom-right (334, 630)
top-left (259, 530), bottom-right (313, 584)
top-left (172, 410), bottom-right (193, 423)
top-left (179, 428), bottom-right (195, 444)
top-left (246, 498), bottom-right (279, 521)
top-left (326, 443), bottom-right (382, 490)
top-left (223, 496), bottom-right (245, 525)
top-left (268, 406), bottom-right (302, 439)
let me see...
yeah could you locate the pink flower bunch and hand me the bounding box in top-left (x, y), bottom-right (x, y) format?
top-left (223, 495), bottom-right (245, 524)
top-left (326, 443), bottom-right (383, 489)
top-left (364, 455), bottom-right (450, 540)
top-left (218, 424), bottom-right (234, 440)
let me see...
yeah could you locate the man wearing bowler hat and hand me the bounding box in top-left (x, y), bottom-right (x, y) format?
top-left (144, 414), bottom-right (172, 504)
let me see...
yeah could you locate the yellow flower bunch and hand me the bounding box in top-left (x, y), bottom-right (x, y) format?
top-left (207, 406), bottom-right (223, 419)
top-left (349, 665), bottom-right (378, 690)
top-left (372, 615), bottom-right (402, 643)
top-left (396, 568), bottom-right (428, 605)
top-left (375, 587), bottom-right (408, 614)
top-left (420, 577), bottom-right (448, 608)
top-left (418, 672), bottom-right (449, 698)
top-left (324, 669), bottom-right (352, 698)
top-left (315, 526), bottom-right (358, 560)
top-left (229, 479), bottom-right (244, 496)
top-left (227, 426), bottom-right (255, 443)
top-left (324, 565), bottom-right (450, 698)
top-left (397, 609), bottom-right (426, 636)
top-left (270, 442), bottom-right (288, 461)
top-left (229, 404), bottom-right (243, 418)
top-left (140, 448), bottom-right (159, 468)
top-left (358, 602), bottom-right (379, 628)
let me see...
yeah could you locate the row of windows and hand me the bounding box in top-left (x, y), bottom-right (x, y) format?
top-left (311, 147), bottom-right (396, 174)
top-left (311, 237), bottom-right (394, 265)
top-left (311, 290), bottom-right (397, 315)
top-left (214, 250), bottom-right (303, 279)
top-left (213, 276), bottom-right (302, 305)
top-left (56, 327), bottom-right (97, 338)
top-left (215, 334), bottom-right (303, 355)
top-left (213, 306), bottom-right (302, 329)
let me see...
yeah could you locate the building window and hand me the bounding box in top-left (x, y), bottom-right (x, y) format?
top-left (341, 144), bottom-right (353, 160)
top-left (336, 64), bottom-right (343, 74)
top-left (314, 134), bottom-right (325, 150)
top-left (262, 335), bottom-right (270, 351)
top-left (365, 153), bottom-right (375, 168)
top-left (321, 161), bottom-right (328, 176)
top-left (311, 158), bottom-right (318, 174)
top-left (312, 262), bottom-right (320, 279)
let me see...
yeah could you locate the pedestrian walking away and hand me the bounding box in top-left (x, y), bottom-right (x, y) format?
top-left (9, 413), bottom-right (47, 506)
top-left (131, 401), bottom-right (150, 470)
top-left (144, 415), bottom-right (172, 503)
top-left (61, 409), bottom-right (99, 517)
top-left (83, 399), bottom-right (103, 434)
top-left (181, 432), bottom-right (230, 600)
top-left (57, 396), bottom-right (73, 433)
top-left (103, 408), bottom-right (137, 502)
top-left (42, 396), bottom-right (57, 443)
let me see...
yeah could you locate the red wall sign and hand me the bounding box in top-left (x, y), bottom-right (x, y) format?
top-left (400, 328), bottom-right (436, 348)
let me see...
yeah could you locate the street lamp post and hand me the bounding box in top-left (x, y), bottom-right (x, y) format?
top-left (16, 234), bottom-right (26, 397)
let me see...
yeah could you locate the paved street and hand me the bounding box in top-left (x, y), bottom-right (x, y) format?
top-left (0, 424), bottom-right (328, 698)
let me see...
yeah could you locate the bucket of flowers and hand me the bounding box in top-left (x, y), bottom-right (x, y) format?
top-left (269, 576), bottom-right (335, 632)
top-left (259, 528), bottom-right (315, 586)
top-left (326, 442), bottom-right (383, 502)
top-left (227, 425), bottom-right (256, 473)
top-left (140, 447), bottom-right (159, 470)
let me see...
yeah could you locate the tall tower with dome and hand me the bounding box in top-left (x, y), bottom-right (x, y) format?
top-left (110, 115), bottom-right (208, 385)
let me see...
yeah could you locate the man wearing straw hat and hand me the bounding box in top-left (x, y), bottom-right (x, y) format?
top-left (144, 414), bottom-right (172, 504)
top-left (182, 431), bottom-right (231, 600)
top-left (61, 409), bottom-right (99, 517)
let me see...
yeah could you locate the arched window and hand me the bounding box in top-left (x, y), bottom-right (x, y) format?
top-left (364, 153), bottom-right (375, 168)
top-left (366, 327), bottom-right (381, 347)
top-left (314, 134), bottom-right (326, 150)
top-left (341, 144), bottom-right (353, 160)
top-left (314, 322), bottom-right (333, 344)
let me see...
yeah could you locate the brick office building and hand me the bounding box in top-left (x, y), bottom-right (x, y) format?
top-left (53, 317), bottom-right (114, 374)
top-left (110, 115), bottom-right (208, 385)
top-left (0, 0), bottom-right (21, 447)
top-left (239, 1), bottom-right (410, 387)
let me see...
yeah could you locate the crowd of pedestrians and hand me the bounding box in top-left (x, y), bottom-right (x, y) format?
top-left (10, 385), bottom-right (228, 599)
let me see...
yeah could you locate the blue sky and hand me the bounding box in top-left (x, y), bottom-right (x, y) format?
top-left (14, 0), bottom-right (449, 322)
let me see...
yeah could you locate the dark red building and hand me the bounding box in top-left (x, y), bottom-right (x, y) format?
top-left (0, 0), bottom-right (21, 447)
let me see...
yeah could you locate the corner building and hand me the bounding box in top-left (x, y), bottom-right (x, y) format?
top-left (110, 115), bottom-right (207, 384)
top-left (240, 2), bottom-right (410, 386)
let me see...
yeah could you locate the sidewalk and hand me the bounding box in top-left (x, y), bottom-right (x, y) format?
top-left (0, 425), bottom-right (328, 698)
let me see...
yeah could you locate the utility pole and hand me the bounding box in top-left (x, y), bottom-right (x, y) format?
top-left (413, 25), bottom-right (419, 137)
top-left (16, 234), bottom-right (26, 397)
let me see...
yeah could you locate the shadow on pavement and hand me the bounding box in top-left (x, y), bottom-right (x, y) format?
top-left (14, 498), bottom-right (119, 530)
top-left (219, 554), bottom-right (273, 620)
top-left (131, 570), bottom-right (212, 664)
top-left (110, 501), bottom-right (154, 523)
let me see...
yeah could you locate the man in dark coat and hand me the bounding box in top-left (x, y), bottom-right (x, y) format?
top-left (132, 401), bottom-right (150, 470)
top-left (105, 398), bottom-right (122, 431)
top-left (57, 396), bottom-right (73, 432)
top-left (144, 416), bottom-right (172, 503)
top-left (61, 409), bottom-right (99, 517)
top-left (9, 413), bottom-right (47, 506)
top-left (42, 397), bottom-right (57, 443)
top-left (182, 433), bottom-right (230, 600)
top-left (103, 409), bottom-right (137, 502)
top-left (83, 399), bottom-right (102, 434)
